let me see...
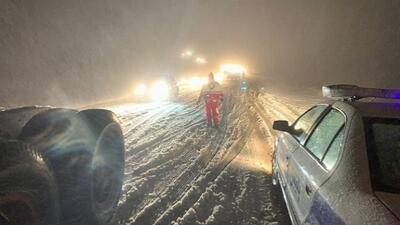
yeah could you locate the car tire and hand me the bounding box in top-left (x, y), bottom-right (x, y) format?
top-left (0, 140), bottom-right (59, 225)
top-left (270, 157), bottom-right (285, 208)
top-left (19, 109), bottom-right (125, 225)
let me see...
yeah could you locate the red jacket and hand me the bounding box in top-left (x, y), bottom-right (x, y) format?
top-left (199, 81), bottom-right (224, 103)
top-left (204, 91), bottom-right (224, 103)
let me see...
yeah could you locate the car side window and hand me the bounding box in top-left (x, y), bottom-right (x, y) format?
top-left (305, 109), bottom-right (345, 161)
top-left (292, 105), bottom-right (328, 141)
top-left (322, 129), bottom-right (344, 170)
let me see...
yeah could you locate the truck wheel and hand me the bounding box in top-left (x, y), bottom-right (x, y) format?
top-left (72, 109), bottom-right (125, 225)
top-left (0, 140), bottom-right (59, 225)
top-left (19, 109), bottom-right (124, 225)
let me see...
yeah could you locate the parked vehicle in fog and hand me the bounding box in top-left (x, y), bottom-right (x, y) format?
top-left (272, 85), bottom-right (400, 225)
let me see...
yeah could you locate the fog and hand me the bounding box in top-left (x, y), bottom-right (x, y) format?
top-left (1, 0), bottom-right (399, 107)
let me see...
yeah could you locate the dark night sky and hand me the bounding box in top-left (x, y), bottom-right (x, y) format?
top-left (0, 0), bottom-right (399, 107)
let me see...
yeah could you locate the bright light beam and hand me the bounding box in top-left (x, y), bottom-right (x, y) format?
top-left (134, 84), bottom-right (147, 96)
top-left (195, 57), bottom-right (207, 64)
top-left (220, 64), bottom-right (246, 74)
top-left (214, 72), bottom-right (224, 83)
top-left (150, 81), bottom-right (170, 101)
top-left (181, 50), bottom-right (193, 57)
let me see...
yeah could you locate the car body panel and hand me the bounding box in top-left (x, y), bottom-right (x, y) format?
top-left (303, 191), bottom-right (346, 225)
top-left (375, 192), bottom-right (400, 219)
top-left (286, 105), bottom-right (348, 223)
top-left (273, 100), bottom-right (400, 225)
top-left (275, 132), bottom-right (299, 187)
top-left (316, 121), bottom-right (399, 225)
top-left (353, 101), bottom-right (400, 119)
top-left (289, 145), bottom-right (329, 222)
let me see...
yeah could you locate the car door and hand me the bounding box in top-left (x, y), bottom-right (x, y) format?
top-left (276, 105), bottom-right (328, 194)
top-left (288, 108), bottom-right (346, 223)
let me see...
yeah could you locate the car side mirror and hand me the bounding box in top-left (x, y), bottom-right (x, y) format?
top-left (272, 120), bottom-right (291, 133)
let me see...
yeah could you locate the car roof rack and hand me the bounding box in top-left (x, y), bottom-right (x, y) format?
top-left (322, 84), bottom-right (400, 102)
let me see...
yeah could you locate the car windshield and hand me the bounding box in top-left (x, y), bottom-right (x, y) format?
top-left (364, 117), bottom-right (400, 193)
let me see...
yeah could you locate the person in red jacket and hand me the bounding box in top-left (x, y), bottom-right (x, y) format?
top-left (197, 72), bottom-right (224, 127)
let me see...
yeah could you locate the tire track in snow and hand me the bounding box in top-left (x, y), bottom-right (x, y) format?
top-left (123, 106), bottom-right (204, 177)
top-left (113, 84), bottom-right (294, 225)
top-left (122, 103), bottom-right (183, 147)
top-left (114, 125), bottom-right (208, 225)
top-left (153, 122), bottom-right (253, 225)
top-left (168, 99), bottom-right (291, 225)
top-left (151, 98), bottom-right (255, 225)
top-left (128, 124), bottom-right (231, 225)
top-left (127, 92), bottom-right (242, 225)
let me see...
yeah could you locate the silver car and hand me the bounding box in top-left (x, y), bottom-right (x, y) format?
top-left (272, 85), bottom-right (400, 225)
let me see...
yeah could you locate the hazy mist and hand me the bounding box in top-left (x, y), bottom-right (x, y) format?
top-left (1, 0), bottom-right (399, 107)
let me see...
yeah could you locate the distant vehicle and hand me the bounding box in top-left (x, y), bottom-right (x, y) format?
top-left (223, 71), bottom-right (245, 81)
top-left (134, 76), bottom-right (179, 101)
top-left (220, 64), bottom-right (246, 81)
top-left (272, 85), bottom-right (400, 225)
top-left (0, 107), bottom-right (125, 225)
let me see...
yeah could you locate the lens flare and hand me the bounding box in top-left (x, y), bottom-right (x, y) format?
top-left (195, 57), bottom-right (207, 64)
top-left (151, 81), bottom-right (170, 101)
top-left (181, 50), bottom-right (193, 57)
top-left (220, 64), bottom-right (246, 74)
top-left (189, 77), bottom-right (207, 87)
top-left (215, 72), bottom-right (224, 83)
top-left (134, 84), bottom-right (147, 96)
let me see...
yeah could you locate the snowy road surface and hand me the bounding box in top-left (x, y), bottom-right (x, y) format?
top-left (107, 84), bottom-right (318, 225)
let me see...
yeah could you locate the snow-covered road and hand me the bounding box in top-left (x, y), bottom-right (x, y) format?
top-left (107, 85), bottom-right (317, 225)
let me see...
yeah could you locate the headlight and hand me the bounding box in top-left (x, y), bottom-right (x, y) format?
top-left (134, 84), bottom-right (147, 96)
top-left (189, 77), bottom-right (207, 88)
top-left (215, 73), bottom-right (224, 83)
top-left (151, 81), bottom-right (170, 101)
top-left (220, 64), bottom-right (246, 74)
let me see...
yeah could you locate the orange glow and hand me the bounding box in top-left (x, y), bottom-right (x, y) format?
top-left (195, 57), bottom-right (207, 64)
top-left (220, 64), bottom-right (246, 74)
top-left (231, 130), bottom-right (273, 174)
top-left (181, 50), bottom-right (193, 57)
top-left (134, 83), bottom-right (147, 96)
top-left (214, 72), bottom-right (224, 83)
top-left (189, 77), bottom-right (207, 87)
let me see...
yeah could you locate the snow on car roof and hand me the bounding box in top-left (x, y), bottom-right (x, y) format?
top-left (322, 85), bottom-right (400, 118)
top-left (348, 101), bottom-right (400, 118)
top-left (323, 85), bottom-right (400, 101)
